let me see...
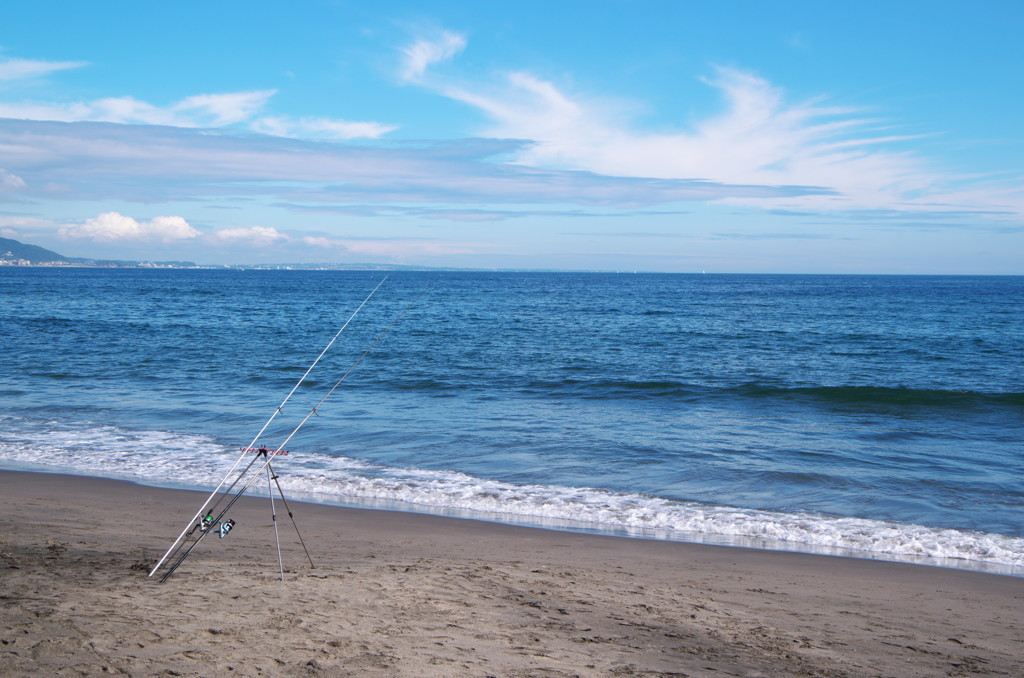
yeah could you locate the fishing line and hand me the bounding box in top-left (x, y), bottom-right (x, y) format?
top-left (157, 279), bottom-right (434, 583)
top-left (149, 276), bottom-right (387, 578)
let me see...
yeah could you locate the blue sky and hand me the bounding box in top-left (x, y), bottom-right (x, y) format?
top-left (1, 1), bottom-right (1021, 272)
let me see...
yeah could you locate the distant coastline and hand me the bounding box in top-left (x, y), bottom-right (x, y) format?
top-left (0, 259), bottom-right (470, 272)
top-left (0, 236), bottom-right (582, 272)
top-left (0, 259), bottom-right (594, 273)
top-left (3, 236), bottom-right (1020, 275)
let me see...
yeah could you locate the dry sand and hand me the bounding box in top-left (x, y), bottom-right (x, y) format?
top-left (1, 470), bottom-right (1021, 677)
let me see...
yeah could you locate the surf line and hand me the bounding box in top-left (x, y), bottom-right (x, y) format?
top-left (150, 277), bottom-right (431, 583)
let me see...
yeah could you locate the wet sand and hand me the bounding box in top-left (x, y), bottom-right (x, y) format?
top-left (1, 470), bottom-right (1021, 677)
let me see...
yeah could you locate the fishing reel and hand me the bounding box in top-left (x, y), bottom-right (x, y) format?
top-left (196, 513), bottom-right (236, 538)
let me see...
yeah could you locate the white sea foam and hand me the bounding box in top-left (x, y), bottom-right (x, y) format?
top-left (2, 417), bottom-right (1022, 575)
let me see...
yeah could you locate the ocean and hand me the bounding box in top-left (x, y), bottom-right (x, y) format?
top-left (2, 268), bottom-right (1022, 575)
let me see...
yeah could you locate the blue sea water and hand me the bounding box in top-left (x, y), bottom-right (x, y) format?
top-left (2, 268), bottom-right (1023, 575)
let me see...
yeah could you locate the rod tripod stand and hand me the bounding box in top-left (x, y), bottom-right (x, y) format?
top-left (150, 446), bottom-right (315, 583)
top-left (255, 447), bottom-right (315, 580)
top-left (147, 275), bottom-right (430, 584)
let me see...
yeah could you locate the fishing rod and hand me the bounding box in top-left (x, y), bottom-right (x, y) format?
top-left (149, 276), bottom-right (388, 579)
top-left (190, 277), bottom-right (428, 538)
top-left (158, 287), bottom-right (426, 582)
top-left (157, 280), bottom-right (434, 585)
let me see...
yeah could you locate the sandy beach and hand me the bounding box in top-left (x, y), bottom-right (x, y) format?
top-left (1, 471), bottom-right (1021, 677)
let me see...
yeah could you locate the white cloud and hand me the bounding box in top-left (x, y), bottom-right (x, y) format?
top-left (60, 212), bottom-right (200, 242)
top-left (401, 31), bottom-right (467, 83)
top-left (439, 64), bottom-right (961, 214)
top-left (252, 115), bottom-right (397, 140)
top-left (445, 71), bottom-right (602, 168)
top-left (174, 91), bottom-right (275, 126)
top-left (0, 87), bottom-right (398, 141)
top-left (0, 89), bottom-right (276, 128)
top-left (0, 57), bottom-right (86, 81)
top-left (0, 101), bottom-right (91, 122)
top-left (0, 168), bottom-right (26, 191)
top-left (0, 216), bottom-right (41, 227)
top-left (208, 226), bottom-right (288, 246)
top-left (0, 90), bottom-right (278, 128)
top-left (1, 118), bottom-right (796, 208)
top-left (0, 215), bottom-right (49, 239)
top-left (301, 236), bottom-right (338, 249)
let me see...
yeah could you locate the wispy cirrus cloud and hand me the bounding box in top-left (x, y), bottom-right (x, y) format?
top-left (403, 40), bottom-right (1022, 222)
top-left (4, 36), bottom-right (1019, 239)
top-left (0, 48), bottom-right (396, 142)
top-left (400, 30), bottom-right (467, 83)
top-left (711, 232), bottom-right (841, 240)
top-left (251, 115), bottom-right (397, 140)
top-left (0, 89), bottom-right (394, 141)
top-left (0, 90), bottom-right (274, 127)
top-left (0, 118), bottom-right (826, 208)
top-left (0, 57), bottom-right (87, 81)
top-left (276, 201), bottom-right (688, 222)
top-left (441, 66), bottom-right (934, 208)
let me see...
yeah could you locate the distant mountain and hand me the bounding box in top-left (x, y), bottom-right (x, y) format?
top-left (0, 237), bottom-right (198, 267)
top-left (0, 237), bottom-right (68, 263)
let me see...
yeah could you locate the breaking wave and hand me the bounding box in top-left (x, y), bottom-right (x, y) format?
top-left (2, 416), bottom-right (1021, 577)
